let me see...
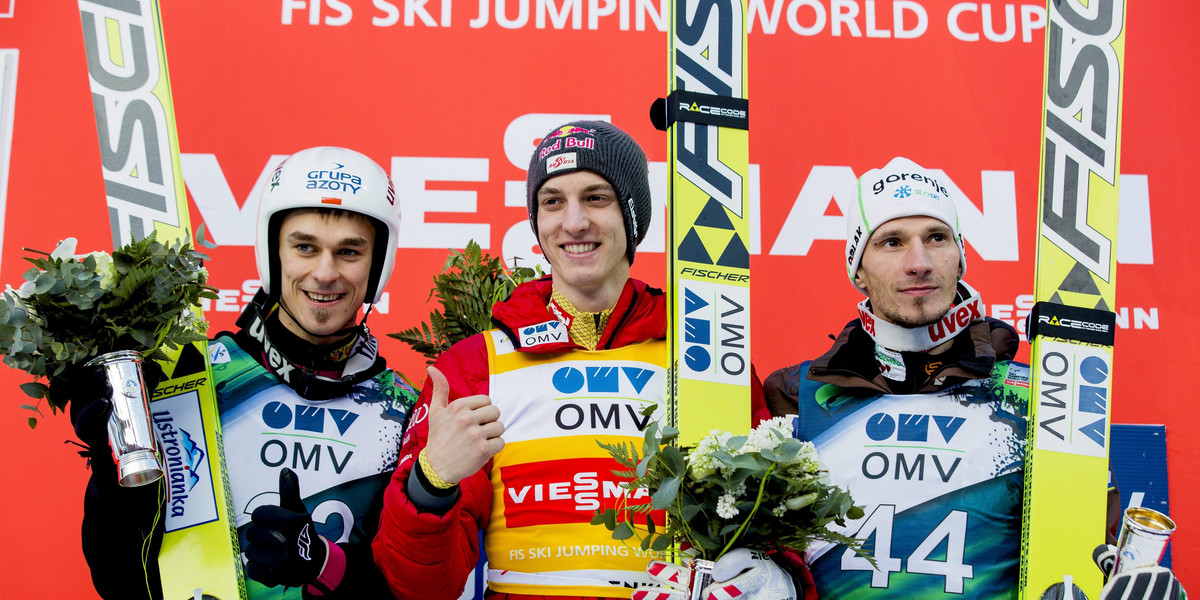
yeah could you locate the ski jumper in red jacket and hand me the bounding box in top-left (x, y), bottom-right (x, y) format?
top-left (376, 121), bottom-right (769, 600)
top-left (374, 276), bottom-right (668, 598)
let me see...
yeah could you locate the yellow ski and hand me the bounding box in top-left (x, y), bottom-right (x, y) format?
top-left (662, 0), bottom-right (752, 448)
top-left (1020, 1), bottom-right (1127, 598)
top-left (77, 1), bottom-right (245, 598)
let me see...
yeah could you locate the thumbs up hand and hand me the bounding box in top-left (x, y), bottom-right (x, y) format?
top-left (421, 365), bottom-right (506, 487)
top-left (245, 468), bottom-right (329, 589)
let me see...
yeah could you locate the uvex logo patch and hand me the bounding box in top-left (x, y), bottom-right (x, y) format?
top-left (858, 305), bottom-right (876, 336)
top-left (926, 297), bottom-right (982, 343)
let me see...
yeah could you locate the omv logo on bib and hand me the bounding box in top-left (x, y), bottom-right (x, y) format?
top-left (522, 320), bottom-right (567, 347)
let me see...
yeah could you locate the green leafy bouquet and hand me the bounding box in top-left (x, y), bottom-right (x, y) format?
top-left (593, 415), bottom-right (867, 562)
top-left (0, 232), bottom-right (218, 427)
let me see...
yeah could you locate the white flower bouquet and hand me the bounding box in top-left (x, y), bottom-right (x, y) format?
top-left (593, 415), bottom-right (867, 561)
top-left (0, 232), bottom-right (217, 427)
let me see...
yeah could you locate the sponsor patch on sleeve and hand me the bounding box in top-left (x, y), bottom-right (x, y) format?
top-left (208, 342), bottom-right (230, 365)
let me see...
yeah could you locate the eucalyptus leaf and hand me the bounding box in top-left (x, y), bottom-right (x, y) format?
top-left (661, 445), bottom-right (686, 476)
top-left (659, 425), bottom-right (679, 443)
top-left (650, 534), bottom-right (674, 552)
top-left (651, 476), bottom-right (681, 510)
top-left (19, 382), bottom-right (47, 399)
top-left (732, 453), bottom-right (762, 470)
top-left (637, 455), bottom-right (653, 479)
top-left (680, 503), bottom-right (703, 522)
top-left (613, 521), bottom-right (635, 541)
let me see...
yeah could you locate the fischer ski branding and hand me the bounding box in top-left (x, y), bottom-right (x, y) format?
top-left (662, 0), bottom-right (751, 447)
top-left (77, 1), bottom-right (245, 598)
top-left (1019, 1), bottom-right (1126, 598)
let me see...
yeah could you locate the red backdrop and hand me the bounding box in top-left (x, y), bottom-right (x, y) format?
top-left (1, 1), bottom-right (1197, 597)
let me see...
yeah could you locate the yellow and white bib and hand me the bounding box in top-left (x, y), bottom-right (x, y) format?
top-left (483, 330), bottom-right (666, 597)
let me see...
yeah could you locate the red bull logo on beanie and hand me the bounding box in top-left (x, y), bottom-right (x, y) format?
top-left (550, 125), bottom-right (596, 138)
top-left (539, 136), bottom-right (596, 160)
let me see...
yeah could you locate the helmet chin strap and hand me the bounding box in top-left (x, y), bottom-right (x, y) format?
top-left (276, 296), bottom-right (374, 341)
top-left (236, 290), bottom-right (387, 400)
top-left (857, 282), bottom-right (983, 352)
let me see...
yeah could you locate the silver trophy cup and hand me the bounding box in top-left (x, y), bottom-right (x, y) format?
top-left (86, 350), bottom-right (163, 487)
top-left (1112, 506), bottom-right (1176, 575)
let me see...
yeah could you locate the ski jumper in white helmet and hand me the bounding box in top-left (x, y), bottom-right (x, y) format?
top-left (236, 146), bottom-right (398, 398)
top-left (256, 146), bottom-right (398, 305)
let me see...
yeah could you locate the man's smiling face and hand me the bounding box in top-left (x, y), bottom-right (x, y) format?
top-left (276, 209), bottom-right (375, 344)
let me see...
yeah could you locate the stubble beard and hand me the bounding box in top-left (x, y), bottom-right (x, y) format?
top-left (879, 294), bottom-right (947, 330)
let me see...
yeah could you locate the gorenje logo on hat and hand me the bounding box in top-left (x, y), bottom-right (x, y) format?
top-left (872, 171), bottom-right (949, 200)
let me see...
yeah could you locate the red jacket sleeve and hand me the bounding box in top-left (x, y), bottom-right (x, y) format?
top-left (372, 334), bottom-right (496, 600)
top-left (751, 363), bottom-right (771, 426)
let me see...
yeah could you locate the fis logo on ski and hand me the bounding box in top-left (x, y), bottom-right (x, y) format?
top-left (521, 320), bottom-right (567, 347)
top-left (153, 394), bottom-right (220, 532)
top-left (209, 342), bottom-right (231, 364)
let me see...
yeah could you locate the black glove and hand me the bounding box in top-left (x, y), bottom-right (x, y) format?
top-left (65, 360), bottom-right (166, 456)
top-left (245, 468), bottom-right (329, 590)
top-left (1095, 544), bottom-right (1187, 600)
top-left (63, 365), bottom-right (114, 452)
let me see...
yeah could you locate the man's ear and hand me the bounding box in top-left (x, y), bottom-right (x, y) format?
top-left (852, 271), bottom-right (869, 293)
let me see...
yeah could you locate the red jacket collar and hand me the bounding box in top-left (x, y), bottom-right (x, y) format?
top-left (491, 276), bottom-right (666, 353)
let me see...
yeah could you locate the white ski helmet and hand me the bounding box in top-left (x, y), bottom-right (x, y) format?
top-left (255, 146), bottom-right (398, 304)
